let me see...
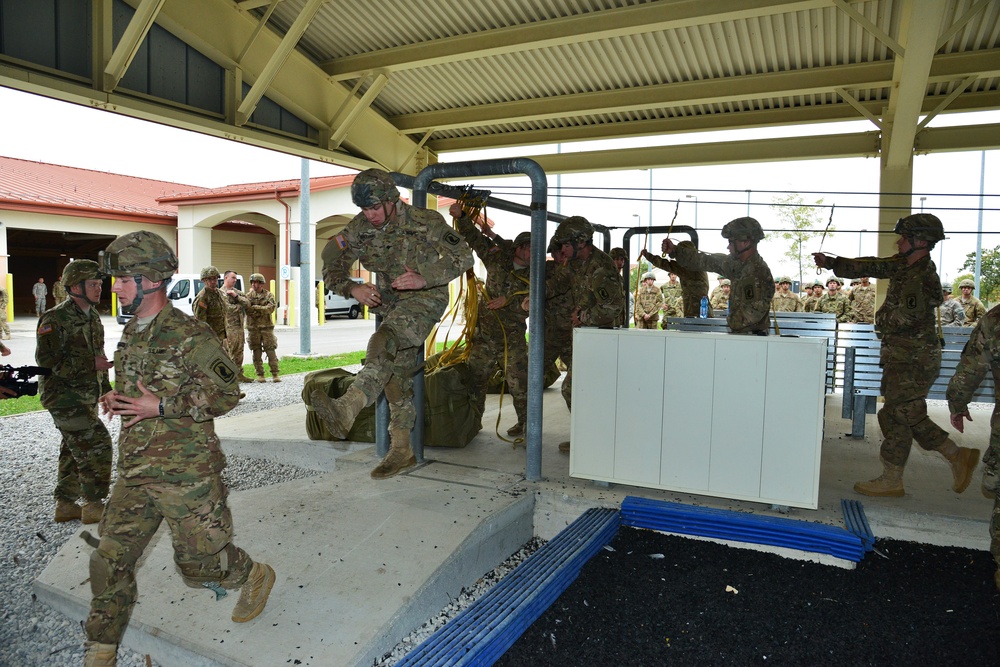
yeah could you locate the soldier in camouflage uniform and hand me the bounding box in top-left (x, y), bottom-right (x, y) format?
top-left (849, 276), bottom-right (875, 323)
top-left (246, 274), bottom-right (280, 382)
top-left (802, 280), bottom-right (823, 312)
top-left (815, 213), bottom-right (979, 497)
top-left (947, 303), bottom-right (1000, 591)
top-left (0, 284), bottom-right (10, 339)
top-left (550, 216), bottom-right (625, 452)
top-left (192, 265), bottom-right (227, 341)
top-left (634, 271), bottom-right (663, 329)
top-left (710, 278), bottom-right (731, 313)
top-left (32, 277), bottom-right (47, 317)
top-left (541, 238), bottom-right (575, 378)
top-left (312, 169), bottom-right (473, 479)
top-left (660, 272), bottom-right (682, 303)
top-left (36, 260), bottom-right (114, 525)
top-left (52, 278), bottom-right (67, 303)
top-left (222, 269), bottom-right (253, 383)
top-left (662, 217), bottom-right (775, 334)
top-left (641, 246), bottom-right (710, 317)
top-left (815, 276), bottom-right (851, 322)
top-left (772, 276), bottom-right (803, 312)
top-left (958, 279), bottom-right (987, 327)
top-left (937, 283), bottom-right (966, 326)
top-left (609, 247), bottom-right (629, 327)
top-left (84, 231), bottom-right (275, 666)
top-left (455, 205), bottom-right (531, 437)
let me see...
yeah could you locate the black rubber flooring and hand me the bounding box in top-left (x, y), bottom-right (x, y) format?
top-left (495, 525), bottom-right (1000, 666)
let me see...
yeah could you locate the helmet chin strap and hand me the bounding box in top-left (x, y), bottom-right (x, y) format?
top-left (70, 282), bottom-right (102, 308)
top-left (120, 275), bottom-right (160, 315)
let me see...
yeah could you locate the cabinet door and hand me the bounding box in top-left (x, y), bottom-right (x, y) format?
top-left (613, 332), bottom-right (665, 486)
top-left (570, 330), bottom-right (618, 479)
top-left (662, 335), bottom-right (715, 490)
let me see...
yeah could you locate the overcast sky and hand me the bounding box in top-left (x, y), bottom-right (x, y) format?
top-left (1, 86), bottom-right (997, 284)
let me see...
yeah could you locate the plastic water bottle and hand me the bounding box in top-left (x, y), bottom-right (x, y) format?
top-left (699, 296), bottom-right (709, 318)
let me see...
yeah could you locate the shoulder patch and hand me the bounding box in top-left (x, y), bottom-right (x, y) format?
top-left (209, 356), bottom-right (237, 384)
top-left (597, 287), bottom-right (610, 301)
top-left (334, 234), bottom-right (348, 250)
top-left (37, 323), bottom-right (53, 336)
top-left (443, 230), bottom-right (462, 246)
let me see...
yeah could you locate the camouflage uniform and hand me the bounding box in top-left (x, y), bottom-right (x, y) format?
top-left (52, 279), bottom-right (67, 303)
top-left (660, 280), bottom-right (683, 304)
top-left (542, 258), bottom-right (574, 377)
top-left (829, 254), bottom-right (949, 466)
top-left (223, 287), bottom-right (250, 371)
top-left (946, 304), bottom-right (1000, 570)
top-left (321, 199), bottom-right (472, 435)
top-left (0, 286), bottom-right (9, 339)
top-left (816, 291), bottom-right (851, 322)
top-left (36, 297), bottom-right (113, 506)
top-left (937, 297), bottom-right (965, 326)
top-left (709, 285), bottom-right (730, 313)
top-left (457, 218), bottom-right (530, 428)
top-left (609, 248), bottom-right (629, 328)
top-left (959, 294), bottom-right (987, 327)
top-left (32, 280), bottom-right (47, 316)
top-left (193, 286), bottom-right (227, 340)
top-left (646, 250), bottom-right (709, 317)
top-left (86, 302), bottom-right (249, 645)
top-left (772, 291), bottom-right (803, 312)
top-left (634, 279), bottom-right (663, 329)
top-left (246, 285), bottom-right (280, 379)
top-left (850, 283), bottom-right (875, 322)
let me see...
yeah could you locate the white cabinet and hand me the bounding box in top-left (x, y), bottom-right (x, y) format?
top-left (570, 328), bottom-right (826, 509)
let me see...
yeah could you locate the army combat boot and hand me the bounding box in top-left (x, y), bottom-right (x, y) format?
top-left (81, 501), bottom-right (104, 525)
top-left (232, 561), bottom-right (276, 623)
top-left (938, 440), bottom-right (980, 493)
top-left (310, 385), bottom-right (367, 440)
top-left (371, 428), bottom-right (417, 479)
top-left (853, 457), bottom-right (904, 497)
top-left (84, 641), bottom-right (117, 667)
top-left (54, 500), bottom-right (81, 523)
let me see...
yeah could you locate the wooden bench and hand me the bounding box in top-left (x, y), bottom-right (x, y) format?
top-left (840, 324), bottom-right (996, 438)
top-left (664, 312), bottom-right (839, 393)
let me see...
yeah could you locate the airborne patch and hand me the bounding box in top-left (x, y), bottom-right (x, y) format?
top-left (597, 287), bottom-right (610, 301)
top-left (443, 231), bottom-right (462, 246)
top-left (744, 284), bottom-right (756, 301)
top-left (210, 357), bottom-right (236, 384)
top-left (334, 234), bottom-right (349, 250)
top-left (37, 323), bottom-right (53, 336)
top-left (905, 295), bottom-right (918, 309)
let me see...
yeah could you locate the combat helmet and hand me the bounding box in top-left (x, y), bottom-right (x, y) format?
top-left (778, 275), bottom-right (792, 284)
top-left (61, 259), bottom-right (103, 288)
top-left (942, 283), bottom-right (953, 292)
top-left (101, 231), bottom-right (177, 281)
top-left (720, 279), bottom-right (731, 286)
top-left (721, 217), bottom-right (765, 243)
top-left (642, 272), bottom-right (656, 281)
top-left (609, 247), bottom-right (627, 261)
top-left (551, 216), bottom-right (594, 244)
top-left (513, 231), bottom-right (531, 248)
top-left (893, 213), bottom-right (945, 243)
top-left (200, 266), bottom-right (221, 281)
top-left (959, 279), bottom-right (975, 289)
top-left (826, 275), bottom-right (844, 286)
top-left (351, 169), bottom-right (400, 209)
top-left (250, 273), bottom-right (266, 284)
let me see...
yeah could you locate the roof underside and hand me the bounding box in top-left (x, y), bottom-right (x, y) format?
top-left (1, 0), bottom-right (999, 175)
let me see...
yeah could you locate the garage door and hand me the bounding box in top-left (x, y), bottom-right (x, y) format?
top-left (212, 242), bottom-right (255, 284)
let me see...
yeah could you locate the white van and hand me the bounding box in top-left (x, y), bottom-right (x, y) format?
top-left (323, 277), bottom-right (363, 319)
top-left (116, 273), bottom-right (244, 324)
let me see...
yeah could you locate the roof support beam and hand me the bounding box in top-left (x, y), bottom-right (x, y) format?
top-left (328, 73), bottom-right (389, 150)
top-left (103, 0), bottom-right (165, 92)
top-left (237, 0), bottom-right (326, 126)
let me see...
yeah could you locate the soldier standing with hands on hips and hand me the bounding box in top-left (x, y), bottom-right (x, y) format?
top-left (83, 231), bottom-right (275, 666)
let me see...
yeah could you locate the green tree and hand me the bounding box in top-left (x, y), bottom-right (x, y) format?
top-left (960, 247), bottom-right (1000, 304)
top-left (766, 194), bottom-right (830, 288)
top-left (629, 261), bottom-right (651, 292)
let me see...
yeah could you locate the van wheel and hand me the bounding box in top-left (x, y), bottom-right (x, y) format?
top-left (348, 305), bottom-right (360, 319)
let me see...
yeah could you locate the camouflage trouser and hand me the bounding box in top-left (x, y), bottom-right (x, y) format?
top-left (86, 475), bottom-right (254, 644)
top-left (225, 327), bottom-right (246, 369)
top-left (877, 339), bottom-right (949, 466)
top-left (35, 296), bottom-right (45, 316)
top-left (681, 293), bottom-right (704, 318)
top-left (247, 327), bottom-right (279, 377)
top-left (560, 327), bottom-right (583, 412)
top-left (542, 323), bottom-right (574, 411)
top-left (467, 311), bottom-right (528, 425)
top-left (636, 316), bottom-right (659, 330)
top-left (353, 294), bottom-right (448, 433)
top-left (0, 317), bottom-right (8, 338)
top-left (49, 405), bottom-right (112, 503)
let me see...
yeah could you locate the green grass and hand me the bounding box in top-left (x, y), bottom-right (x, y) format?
top-left (0, 352), bottom-right (366, 418)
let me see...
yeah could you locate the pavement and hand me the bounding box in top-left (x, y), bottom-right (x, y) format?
top-left (25, 310), bottom-right (998, 666)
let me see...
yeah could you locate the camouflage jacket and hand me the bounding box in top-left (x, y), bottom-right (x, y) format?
top-left (710, 290), bottom-right (729, 312)
top-left (802, 295), bottom-right (820, 312)
top-left (772, 291), bottom-right (803, 312)
top-left (674, 247), bottom-right (774, 334)
top-left (543, 259), bottom-right (574, 336)
top-left (0, 287), bottom-right (7, 310)
top-left (850, 284), bottom-right (875, 323)
top-left (959, 295), bottom-right (987, 327)
top-left (456, 217), bottom-right (530, 324)
top-left (223, 288), bottom-right (249, 335)
top-left (937, 298), bottom-right (966, 326)
top-left (114, 302), bottom-right (240, 485)
top-left (321, 201), bottom-right (473, 315)
top-left (830, 254), bottom-right (941, 345)
top-left (634, 283), bottom-right (663, 320)
top-left (946, 303), bottom-right (1000, 415)
top-left (569, 247), bottom-right (625, 327)
top-left (646, 255), bottom-right (710, 306)
top-left (52, 280), bottom-right (67, 302)
top-left (245, 288), bottom-right (276, 330)
top-left (32, 282), bottom-right (47, 299)
top-left (815, 292), bottom-right (851, 322)
top-left (35, 299), bottom-right (112, 410)
top-left (192, 287), bottom-right (227, 339)
top-left (660, 281), bottom-right (683, 301)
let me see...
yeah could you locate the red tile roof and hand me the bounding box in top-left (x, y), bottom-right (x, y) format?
top-left (158, 174), bottom-right (356, 204)
top-left (0, 155), bottom-right (198, 223)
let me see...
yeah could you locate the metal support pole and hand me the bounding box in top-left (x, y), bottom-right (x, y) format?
top-left (298, 159), bottom-right (311, 355)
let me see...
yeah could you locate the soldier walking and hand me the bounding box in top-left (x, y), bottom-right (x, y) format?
top-left (35, 260), bottom-right (114, 525)
top-left (85, 231), bottom-right (275, 666)
top-left (311, 169), bottom-right (473, 478)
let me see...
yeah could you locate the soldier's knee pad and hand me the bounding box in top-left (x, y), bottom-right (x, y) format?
top-left (367, 328), bottom-right (397, 363)
top-left (176, 543), bottom-right (243, 588)
top-left (89, 544), bottom-right (117, 596)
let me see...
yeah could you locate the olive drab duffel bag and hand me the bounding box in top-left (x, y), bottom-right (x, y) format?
top-left (422, 359), bottom-right (483, 448)
top-left (301, 368), bottom-right (377, 442)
